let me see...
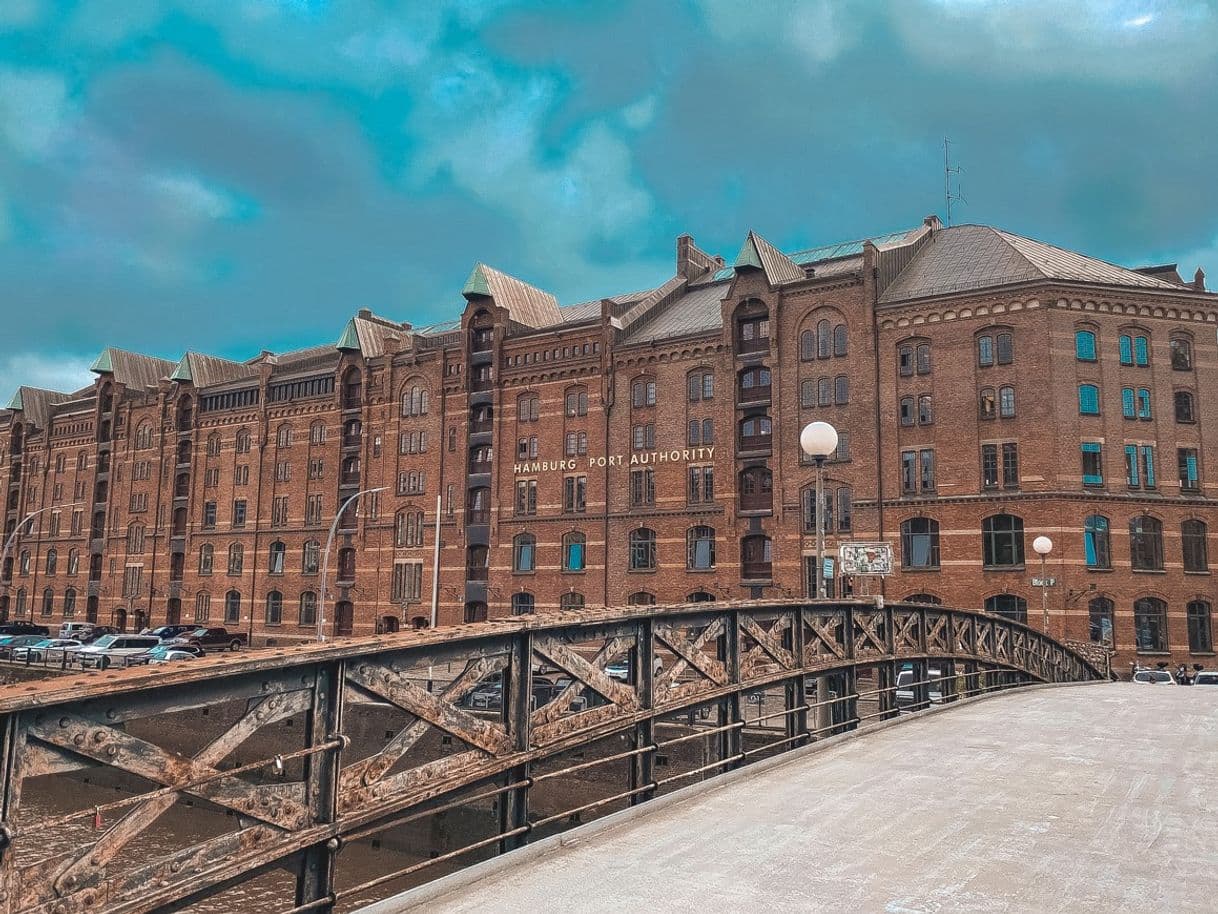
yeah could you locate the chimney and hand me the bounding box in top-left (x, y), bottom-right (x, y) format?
top-left (923, 214), bottom-right (943, 230)
top-left (1194, 267), bottom-right (1207, 292)
top-left (675, 234), bottom-right (719, 281)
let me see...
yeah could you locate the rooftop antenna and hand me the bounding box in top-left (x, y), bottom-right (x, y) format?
top-left (944, 137), bottom-right (966, 226)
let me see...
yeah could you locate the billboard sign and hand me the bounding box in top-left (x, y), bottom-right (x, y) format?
top-left (839, 542), bottom-right (894, 576)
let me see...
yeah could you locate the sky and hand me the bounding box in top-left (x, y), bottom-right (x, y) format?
top-left (2, 0), bottom-right (1217, 399)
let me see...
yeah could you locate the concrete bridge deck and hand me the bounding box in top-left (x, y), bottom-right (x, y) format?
top-left (367, 684), bottom-right (1218, 913)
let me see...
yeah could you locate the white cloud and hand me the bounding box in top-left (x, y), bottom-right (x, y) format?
top-left (0, 67), bottom-right (71, 157)
top-left (0, 353), bottom-right (96, 402)
top-left (622, 95), bottom-right (657, 131)
top-left (149, 173), bottom-right (239, 221)
top-left (696, 0), bottom-right (858, 64)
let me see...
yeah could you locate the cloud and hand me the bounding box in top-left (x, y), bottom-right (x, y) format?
top-left (149, 172), bottom-right (242, 222)
top-left (695, 0), bottom-right (860, 65)
top-left (0, 67), bottom-right (72, 157)
top-left (0, 353), bottom-right (96, 401)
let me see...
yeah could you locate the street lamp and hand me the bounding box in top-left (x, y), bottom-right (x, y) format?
top-left (0, 503), bottom-right (84, 611)
top-left (800, 421), bottom-right (839, 599)
top-left (1032, 535), bottom-right (1053, 634)
top-left (317, 486), bottom-right (387, 643)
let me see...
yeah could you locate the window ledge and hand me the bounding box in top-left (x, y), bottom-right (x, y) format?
top-left (1085, 567), bottom-right (1114, 573)
top-left (1131, 568), bottom-right (1167, 574)
top-left (1135, 650), bottom-right (1171, 656)
top-left (1190, 651), bottom-right (1217, 657)
top-left (901, 567), bottom-right (942, 573)
top-left (982, 565), bottom-right (1026, 572)
top-left (1183, 570), bottom-right (1211, 576)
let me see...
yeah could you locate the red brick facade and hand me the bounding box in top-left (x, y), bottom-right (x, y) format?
top-left (2, 217), bottom-right (1215, 672)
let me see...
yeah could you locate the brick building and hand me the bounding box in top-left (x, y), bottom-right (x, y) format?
top-left (2, 215), bottom-right (1216, 671)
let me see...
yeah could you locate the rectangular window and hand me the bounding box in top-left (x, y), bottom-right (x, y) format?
top-left (900, 451), bottom-right (916, 494)
top-left (1119, 335), bottom-right (1133, 365)
top-left (1078, 384), bottom-right (1099, 415)
top-left (1081, 442), bottom-right (1103, 487)
top-left (306, 495), bottom-right (322, 525)
top-left (1125, 444), bottom-right (1141, 487)
top-left (203, 501), bottom-right (217, 529)
top-left (232, 500), bottom-right (247, 527)
top-left (1141, 445), bottom-right (1156, 488)
top-left (1121, 388), bottom-right (1136, 418)
top-left (688, 466), bottom-right (713, 503)
top-left (1002, 443), bottom-right (1019, 488)
top-left (391, 562), bottom-right (423, 602)
top-left (631, 469), bottom-right (655, 507)
top-left (1075, 330), bottom-right (1097, 361)
top-left (1137, 388), bottom-right (1152, 419)
top-left (272, 496), bottom-right (288, 527)
top-left (1134, 335), bottom-right (1149, 367)
top-left (515, 480), bottom-right (537, 516)
top-left (1178, 447), bottom-right (1200, 492)
top-left (898, 346), bottom-right (914, 376)
top-left (919, 449), bottom-right (935, 493)
top-left (981, 444), bottom-right (998, 489)
top-left (564, 475), bottom-right (587, 513)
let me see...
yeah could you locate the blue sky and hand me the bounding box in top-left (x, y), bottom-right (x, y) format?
top-left (2, 0), bottom-right (1217, 398)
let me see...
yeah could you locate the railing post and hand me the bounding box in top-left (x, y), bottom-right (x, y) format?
top-left (790, 606), bottom-right (810, 745)
top-left (722, 608), bottom-right (742, 767)
top-left (631, 617), bottom-right (656, 803)
top-left (502, 630), bottom-right (532, 851)
top-left (295, 659), bottom-right (345, 914)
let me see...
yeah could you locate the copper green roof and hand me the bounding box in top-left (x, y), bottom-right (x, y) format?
top-left (6, 389), bottom-right (22, 411)
top-left (463, 263), bottom-right (493, 298)
top-left (733, 231), bottom-right (806, 285)
top-left (170, 356), bottom-right (192, 382)
top-left (90, 349), bottom-right (113, 374)
top-left (335, 319), bottom-right (361, 351)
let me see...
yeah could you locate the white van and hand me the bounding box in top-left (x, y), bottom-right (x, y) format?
top-left (77, 634), bottom-right (162, 669)
top-left (58, 622), bottom-right (97, 640)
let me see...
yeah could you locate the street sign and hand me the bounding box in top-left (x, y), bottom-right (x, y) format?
top-left (839, 542), bottom-right (894, 576)
top-left (1030, 577), bottom-right (1058, 587)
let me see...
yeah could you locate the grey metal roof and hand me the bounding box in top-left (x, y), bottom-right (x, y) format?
top-left (173, 352), bottom-right (258, 388)
top-left (880, 224), bottom-right (1184, 304)
top-left (91, 348), bottom-right (176, 390)
top-left (558, 301), bottom-right (603, 323)
top-left (5, 387), bottom-right (76, 430)
top-left (620, 281), bottom-right (727, 345)
top-left (463, 263), bottom-right (563, 328)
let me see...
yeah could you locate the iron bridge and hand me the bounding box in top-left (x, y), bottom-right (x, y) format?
top-left (0, 599), bottom-right (1101, 914)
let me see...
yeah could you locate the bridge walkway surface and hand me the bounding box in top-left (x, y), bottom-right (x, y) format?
top-left (364, 683), bottom-right (1218, 913)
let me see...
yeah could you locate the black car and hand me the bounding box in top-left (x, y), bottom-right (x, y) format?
top-left (140, 625), bottom-right (197, 642)
top-left (0, 624), bottom-right (50, 637)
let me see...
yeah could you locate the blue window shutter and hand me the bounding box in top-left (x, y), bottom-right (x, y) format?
top-left (1135, 336), bottom-right (1149, 366)
top-left (1121, 388), bottom-right (1135, 417)
top-left (1187, 454), bottom-right (1199, 484)
top-left (1075, 331), bottom-right (1096, 361)
top-left (1142, 446), bottom-right (1156, 487)
top-left (1119, 335), bottom-right (1133, 365)
top-left (1084, 530), bottom-right (1097, 566)
top-left (1125, 445), bottom-right (1140, 486)
top-left (1138, 388), bottom-right (1151, 418)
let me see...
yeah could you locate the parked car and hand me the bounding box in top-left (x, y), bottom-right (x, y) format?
top-left (140, 625), bottom-right (198, 642)
top-left (1191, 671), bottom-right (1218, 686)
top-left (56, 623), bottom-right (117, 643)
top-left (0, 623), bottom-right (50, 637)
top-left (12, 638), bottom-right (82, 663)
top-left (606, 660), bottom-right (631, 682)
top-left (1132, 669), bottom-right (1176, 684)
top-left (128, 643), bottom-right (207, 666)
top-left (896, 665), bottom-right (944, 708)
top-left (169, 627), bottom-right (247, 651)
top-left (79, 625), bottom-right (119, 644)
top-left (77, 634), bottom-right (163, 669)
top-left (0, 634), bottom-right (50, 658)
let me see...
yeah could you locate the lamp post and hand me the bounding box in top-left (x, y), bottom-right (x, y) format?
top-left (317, 486), bottom-right (386, 643)
top-left (799, 422), bottom-right (839, 599)
top-left (1032, 535), bottom-right (1053, 635)
top-left (0, 503), bottom-right (84, 612)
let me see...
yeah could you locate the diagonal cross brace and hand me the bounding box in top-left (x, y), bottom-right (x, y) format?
top-left (654, 618), bottom-right (728, 691)
top-left (532, 635), bottom-right (635, 728)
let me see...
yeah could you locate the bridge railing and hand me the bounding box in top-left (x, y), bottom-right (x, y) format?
top-left (0, 599), bottom-right (1100, 914)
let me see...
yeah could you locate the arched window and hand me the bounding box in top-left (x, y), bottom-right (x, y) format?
top-left (559, 592), bottom-right (585, 612)
top-left (127, 524), bottom-right (145, 555)
top-left (739, 467), bottom-right (772, 512)
top-left (800, 329), bottom-right (816, 361)
top-left (985, 594), bottom-right (1027, 623)
top-left (67, 549), bottom-right (79, 576)
top-left (343, 418), bottom-right (362, 447)
top-left (342, 367), bottom-right (362, 408)
top-left (735, 301), bottom-right (769, 354)
top-left (1171, 336), bottom-right (1193, 371)
top-left (401, 383), bottom-right (429, 417)
top-left (998, 386), bottom-right (1016, 418)
top-left (630, 377), bottom-right (657, 408)
top-left (310, 421), bottom-right (326, 446)
top-left (900, 518), bottom-right (940, 569)
top-left (228, 543), bottom-right (244, 575)
top-left (194, 592), bottom-right (211, 622)
top-left (982, 514), bottom-right (1024, 567)
top-left (564, 386), bottom-right (588, 417)
top-left (395, 510), bottom-right (424, 548)
top-left (265, 591), bottom-right (283, 625)
top-left (738, 415), bottom-right (772, 450)
top-left (688, 590), bottom-right (715, 603)
top-left (978, 387), bottom-right (996, 420)
top-left (800, 379), bottom-right (816, 408)
top-left (268, 540), bottom-right (286, 575)
top-left (1088, 597), bottom-right (1114, 647)
top-left (1133, 597), bottom-right (1167, 651)
top-left (511, 592), bottom-right (535, 615)
top-left (629, 528), bottom-right (656, 571)
top-left (1129, 516), bottom-right (1164, 570)
top-left (977, 334), bottom-right (994, 367)
top-left (1078, 384), bottom-right (1099, 415)
top-left (512, 534), bottom-right (535, 573)
top-left (206, 433), bottom-right (221, 457)
top-left (45, 549), bottom-right (57, 576)
top-left (687, 526), bottom-right (716, 570)
top-left (833, 324), bottom-right (848, 357)
top-left (235, 429), bottom-right (251, 454)
top-left (298, 591), bottom-right (317, 626)
top-left (276, 424), bottom-right (292, 448)
top-left (687, 368), bottom-right (714, 402)
top-left (63, 587), bottom-right (77, 618)
top-left (302, 540), bottom-right (320, 574)
top-left (741, 534), bottom-right (772, 579)
top-left (199, 543), bottom-right (214, 575)
top-left (14, 588), bottom-right (26, 617)
top-left (135, 421), bottom-right (153, 450)
top-left (18, 549), bottom-right (29, 577)
top-left (562, 532), bottom-right (586, 572)
top-left (1083, 515), bottom-right (1111, 569)
top-left (1174, 390), bottom-right (1196, 423)
top-left (225, 590), bottom-right (241, 624)
top-left (1075, 329), bottom-right (1097, 361)
top-left (1188, 600), bottom-right (1213, 653)
top-left (1182, 519), bottom-right (1208, 572)
top-left (834, 375), bottom-right (849, 405)
top-left (517, 393), bottom-right (540, 423)
top-left (41, 588), bottom-right (54, 617)
top-left (628, 591), bottom-right (656, 606)
top-left (818, 377), bottom-right (831, 406)
top-left (817, 319), bottom-right (831, 358)
top-left (904, 593), bottom-right (942, 605)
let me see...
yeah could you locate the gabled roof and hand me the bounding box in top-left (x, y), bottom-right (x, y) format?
top-left (463, 263), bottom-right (562, 329)
top-left (90, 347), bottom-right (176, 390)
top-left (335, 312), bottom-right (408, 357)
top-left (880, 224), bottom-right (1185, 304)
top-left (620, 281), bottom-right (729, 345)
top-left (734, 231), bottom-right (805, 286)
top-left (171, 352), bottom-right (258, 388)
top-left (5, 386), bottom-right (75, 429)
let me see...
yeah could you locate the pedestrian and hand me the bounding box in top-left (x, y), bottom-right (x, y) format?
top-left (1177, 664), bottom-right (1190, 685)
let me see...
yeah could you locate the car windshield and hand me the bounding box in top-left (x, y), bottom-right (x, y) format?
top-left (31, 639), bottom-right (53, 647)
top-left (189, 629), bottom-right (208, 637)
top-left (91, 635), bottom-right (117, 649)
top-left (1137, 671), bottom-right (1173, 682)
top-left (1194, 674), bottom-right (1218, 685)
